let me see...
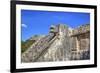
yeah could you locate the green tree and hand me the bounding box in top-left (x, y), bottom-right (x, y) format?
top-left (21, 40), bottom-right (36, 53)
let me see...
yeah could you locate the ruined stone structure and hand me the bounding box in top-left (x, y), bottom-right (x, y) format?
top-left (21, 24), bottom-right (90, 62)
top-left (70, 24), bottom-right (90, 60)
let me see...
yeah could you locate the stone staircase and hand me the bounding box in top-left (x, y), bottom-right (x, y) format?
top-left (21, 34), bottom-right (58, 62)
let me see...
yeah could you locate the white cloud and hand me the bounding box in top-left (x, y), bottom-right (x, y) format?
top-left (22, 24), bottom-right (27, 28)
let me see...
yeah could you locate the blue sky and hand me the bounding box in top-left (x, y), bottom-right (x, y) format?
top-left (21, 10), bottom-right (90, 41)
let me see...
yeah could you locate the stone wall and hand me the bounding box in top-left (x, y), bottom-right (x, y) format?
top-left (70, 24), bottom-right (90, 60)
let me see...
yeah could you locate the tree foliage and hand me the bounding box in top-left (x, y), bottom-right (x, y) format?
top-left (21, 40), bottom-right (36, 53)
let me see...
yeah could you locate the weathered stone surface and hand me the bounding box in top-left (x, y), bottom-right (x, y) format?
top-left (21, 24), bottom-right (90, 62)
